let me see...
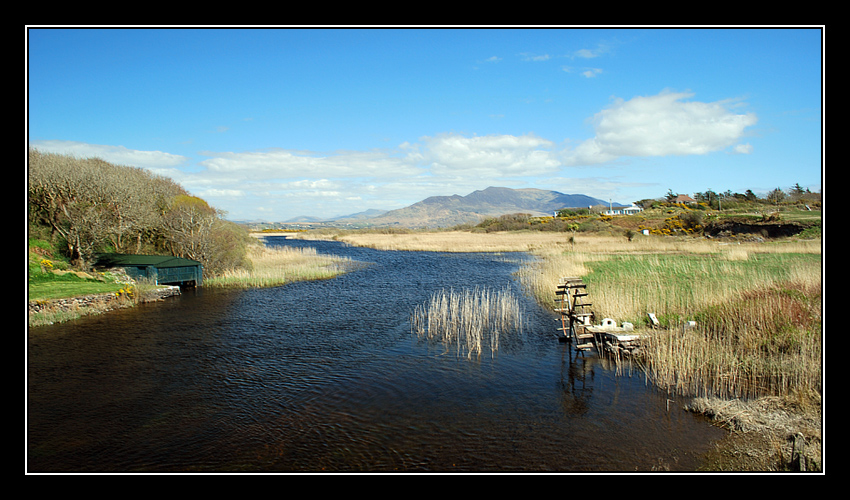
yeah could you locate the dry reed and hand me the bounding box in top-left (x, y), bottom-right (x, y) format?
top-left (293, 230), bottom-right (569, 253)
top-left (411, 286), bottom-right (524, 359)
top-left (205, 243), bottom-right (353, 288)
top-left (638, 279), bottom-right (822, 399)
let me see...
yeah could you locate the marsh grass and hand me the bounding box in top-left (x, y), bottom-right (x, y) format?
top-left (640, 279), bottom-right (822, 399)
top-left (579, 251), bottom-right (821, 324)
top-left (515, 236), bottom-right (821, 322)
top-left (205, 243), bottom-right (354, 288)
top-left (514, 234), bottom-right (822, 399)
top-left (411, 286), bottom-right (524, 359)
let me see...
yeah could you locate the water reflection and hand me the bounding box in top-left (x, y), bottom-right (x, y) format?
top-left (27, 237), bottom-right (724, 472)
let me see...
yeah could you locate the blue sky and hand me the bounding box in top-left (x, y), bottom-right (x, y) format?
top-left (27, 27), bottom-right (823, 221)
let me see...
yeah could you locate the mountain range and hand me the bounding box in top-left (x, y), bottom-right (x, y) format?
top-left (324, 186), bottom-right (618, 228)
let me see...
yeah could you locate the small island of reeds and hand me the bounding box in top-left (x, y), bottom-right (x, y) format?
top-left (204, 240), bottom-right (355, 288)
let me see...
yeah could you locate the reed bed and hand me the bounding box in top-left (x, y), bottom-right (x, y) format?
top-left (295, 230), bottom-right (569, 253)
top-left (638, 279), bottom-right (822, 399)
top-left (411, 286), bottom-right (524, 359)
top-left (514, 234), bottom-right (822, 400)
top-left (516, 235), bottom-right (821, 321)
top-left (205, 243), bottom-right (354, 288)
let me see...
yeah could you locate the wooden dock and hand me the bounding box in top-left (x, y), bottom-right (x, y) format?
top-left (554, 276), bottom-right (643, 354)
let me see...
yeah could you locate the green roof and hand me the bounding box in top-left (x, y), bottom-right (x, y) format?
top-left (95, 254), bottom-right (202, 268)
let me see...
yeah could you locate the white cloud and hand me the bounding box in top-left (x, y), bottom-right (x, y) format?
top-left (572, 43), bottom-right (611, 59)
top-left (734, 143), bottom-right (754, 154)
top-left (196, 188), bottom-right (244, 198)
top-left (562, 66), bottom-right (603, 78)
top-left (564, 91), bottom-right (757, 165)
top-left (197, 148), bottom-right (421, 180)
top-left (520, 53), bottom-right (550, 62)
top-left (28, 140), bottom-right (189, 171)
top-left (418, 132), bottom-right (560, 177)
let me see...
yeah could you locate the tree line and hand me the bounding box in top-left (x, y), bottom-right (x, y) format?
top-left (28, 148), bottom-right (252, 276)
top-left (636, 185), bottom-right (822, 211)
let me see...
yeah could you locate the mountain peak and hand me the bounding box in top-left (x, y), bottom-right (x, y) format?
top-left (368, 187), bottom-right (613, 227)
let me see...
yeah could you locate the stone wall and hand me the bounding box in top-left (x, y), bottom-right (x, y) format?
top-left (28, 286), bottom-right (181, 315)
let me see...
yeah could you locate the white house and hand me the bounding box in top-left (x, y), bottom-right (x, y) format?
top-left (604, 204), bottom-right (643, 216)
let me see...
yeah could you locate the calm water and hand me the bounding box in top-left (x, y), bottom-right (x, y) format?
top-left (27, 237), bottom-right (725, 472)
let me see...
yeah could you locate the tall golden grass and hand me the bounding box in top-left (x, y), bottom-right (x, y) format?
top-left (204, 242), bottom-right (353, 288)
top-left (292, 229), bottom-right (569, 253)
top-left (411, 286), bottom-right (524, 359)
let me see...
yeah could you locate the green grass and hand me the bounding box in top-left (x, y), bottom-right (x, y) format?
top-left (28, 275), bottom-right (126, 301)
top-left (581, 251), bottom-right (821, 326)
top-left (28, 238), bottom-right (127, 301)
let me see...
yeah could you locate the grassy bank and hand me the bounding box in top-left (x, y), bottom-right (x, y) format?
top-left (29, 239), bottom-right (133, 326)
top-left (29, 272), bottom-right (128, 301)
top-left (203, 241), bottom-right (355, 288)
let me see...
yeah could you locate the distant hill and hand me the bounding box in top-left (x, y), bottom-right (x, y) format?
top-left (283, 209), bottom-right (388, 224)
top-left (366, 186), bottom-right (615, 227)
top-left (328, 208), bottom-right (388, 221)
top-left (284, 215), bottom-right (327, 223)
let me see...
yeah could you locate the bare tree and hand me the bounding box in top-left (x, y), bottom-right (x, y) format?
top-left (29, 148), bottom-right (250, 274)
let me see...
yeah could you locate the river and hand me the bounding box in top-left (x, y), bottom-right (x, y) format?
top-left (27, 236), bottom-right (725, 472)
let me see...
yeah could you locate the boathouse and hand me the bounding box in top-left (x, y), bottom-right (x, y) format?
top-left (95, 254), bottom-right (203, 287)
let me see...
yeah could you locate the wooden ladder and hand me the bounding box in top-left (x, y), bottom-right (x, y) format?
top-left (555, 277), bottom-right (595, 351)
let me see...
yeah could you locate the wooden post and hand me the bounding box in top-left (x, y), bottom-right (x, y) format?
top-left (792, 433), bottom-right (806, 471)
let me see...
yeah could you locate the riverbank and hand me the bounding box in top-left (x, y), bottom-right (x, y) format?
top-left (28, 284), bottom-right (182, 327)
top-left (28, 236), bottom-right (357, 326)
top-left (289, 228), bottom-right (824, 472)
top-left (686, 392), bottom-right (822, 471)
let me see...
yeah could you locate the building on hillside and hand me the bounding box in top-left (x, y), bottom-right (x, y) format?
top-left (95, 254), bottom-right (203, 287)
top-left (673, 194), bottom-right (697, 205)
top-left (603, 204), bottom-right (644, 216)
